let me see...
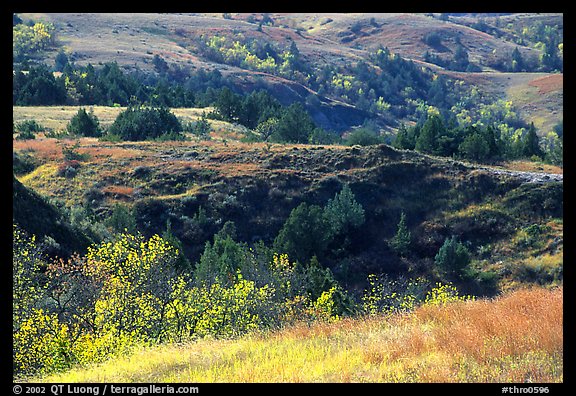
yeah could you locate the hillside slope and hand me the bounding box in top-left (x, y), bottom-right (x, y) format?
top-left (13, 132), bottom-right (563, 293)
top-left (17, 12), bottom-right (562, 134)
top-left (34, 286), bottom-right (562, 383)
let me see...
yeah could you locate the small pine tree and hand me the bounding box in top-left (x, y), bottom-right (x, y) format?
top-left (67, 108), bottom-right (101, 137)
top-left (435, 236), bottom-right (471, 279)
top-left (390, 211), bottom-right (411, 256)
top-left (323, 184), bottom-right (365, 237)
top-left (522, 122), bottom-right (543, 159)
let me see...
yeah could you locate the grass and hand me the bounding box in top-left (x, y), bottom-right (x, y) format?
top-left (33, 286), bottom-right (562, 383)
top-left (12, 106), bottom-right (219, 132)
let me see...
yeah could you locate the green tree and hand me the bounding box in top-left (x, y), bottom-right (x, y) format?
top-left (323, 184), bottom-right (365, 237)
top-left (344, 127), bottom-right (382, 146)
top-left (393, 124), bottom-right (416, 150)
top-left (543, 131), bottom-right (563, 166)
top-left (152, 54), bottom-right (169, 74)
top-left (415, 114), bottom-right (443, 154)
top-left (105, 203), bottom-right (137, 234)
top-left (511, 47), bottom-right (525, 72)
top-left (67, 108), bottom-right (102, 137)
top-left (54, 50), bottom-right (69, 72)
top-left (434, 236), bottom-right (471, 279)
top-left (274, 203), bottom-right (332, 264)
top-left (452, 43), bottom-right (469, 71)
top-left (162, 220), bottom-right (190, 271)
top-left (273, 103), bottom-right (316, 143)
top-left (458, 132), bottom-right (490, 162)
top-left (195, 231), bottom-right (246, 286)
top-left (107, 105), bottom-right (183, 141)
top-left (522, 122), bottom-right (543, 159)
top-left (215, 87), bottom-right (242, 122)
top-left (389, 211), bottom-right (411, 256)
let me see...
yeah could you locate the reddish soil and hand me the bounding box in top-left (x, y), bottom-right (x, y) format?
top-left (528, 74), bottom-right (563, 95)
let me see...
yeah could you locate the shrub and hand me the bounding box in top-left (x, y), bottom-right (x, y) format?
top-left (15, 120), bottom-right (43, 139)
top-left (66, 108), bottom-right (102, 137)
top-left (107, 105), bottom-right (183, 141)
top-left (435, 236), bottom-right (472, 280)
top-left (361, 274), bottom-right (430, 316)
top-left (423, 282), bottom-right (475, 306)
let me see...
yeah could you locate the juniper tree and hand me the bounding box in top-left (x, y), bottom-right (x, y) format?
top-left (390, 211), bottom-right (411, 256)
top-left (435, 236), bottom-right (471, 279)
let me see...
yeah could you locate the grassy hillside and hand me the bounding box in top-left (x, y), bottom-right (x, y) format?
top-left (13, 127), bottom-right (563, 293)
top-left (33, 286), bottom-right (562, 383)
top-left (16, 13), bottom-right (563, 134)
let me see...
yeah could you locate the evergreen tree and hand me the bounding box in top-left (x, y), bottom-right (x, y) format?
top-left (435, 236), bottom-right (471, 279)
top-left (66, 108), bottom-right (102, 137)
top-left (458, 132), bottom-right (490, 162)
top-left (522, 122), bottom-right (543, 159)
top-left (162, 220), bottom-right (190, 270)
top-left (274, 203), bottom-right (331, 264)
top-left (452, 43), bottom-right (470, 71)
top-left (215, 87), bottom-right (242, 122)
top-left (393, 124), bottom-right (413, 150)
top-left (106, 203), bottom-right (137, 234)
top-left (511, 47), bottom-right (525, 72)
top-left (415, 114), bottom-right (443, 154)
top-left (273, 103), bottom-right (315, 143)
top-left (389, 211), bottom-right (411, 256)
top-left (323, 184), bottom-right (365, 237)
top-left (107, 105), bottom-right (183, 141)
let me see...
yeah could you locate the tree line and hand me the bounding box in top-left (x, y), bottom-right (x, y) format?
top-left (14, 58), bottom-right (561, 163)
top-left (393, 113), bottom-right (562, 165)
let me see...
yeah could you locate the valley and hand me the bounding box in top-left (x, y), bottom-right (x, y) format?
top-left (12, 12), bottom-right (563, 383)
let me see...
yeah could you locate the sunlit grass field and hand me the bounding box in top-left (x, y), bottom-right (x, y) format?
top-left (34, 286), bottom-right (562, 383)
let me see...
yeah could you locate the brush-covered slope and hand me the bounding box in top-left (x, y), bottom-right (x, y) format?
top-left (35, 286), bottom-right (563, 383)
top-left (13, 132), bottom-right (563, 292)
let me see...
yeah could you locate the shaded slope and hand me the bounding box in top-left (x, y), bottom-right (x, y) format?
top-left (13, 175), bottom-right (93, 257)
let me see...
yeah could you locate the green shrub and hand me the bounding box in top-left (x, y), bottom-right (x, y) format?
top-left (66, 108), bottom-right (102, 137)
top-left (435, 236), bottom-right (472, 280)
top-left (107, 105), bottom-right (183, 141)
top-left (15, 120), bottom-right (44, 140)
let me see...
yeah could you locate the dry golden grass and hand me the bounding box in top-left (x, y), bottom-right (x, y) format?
top-left (498, 160), bottom-right (563, 175)
top-left (13, 106), bottom-right (216, 131)
top-left (36, 286), bottom-right (562, 383)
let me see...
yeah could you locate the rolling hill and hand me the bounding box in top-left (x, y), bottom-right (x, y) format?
top-left (12, 12), bottom-right (563, 382)
top-left (13, 125), bottom-right (563, 294)
top-left (16, 12), bottom-right (563, 134)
